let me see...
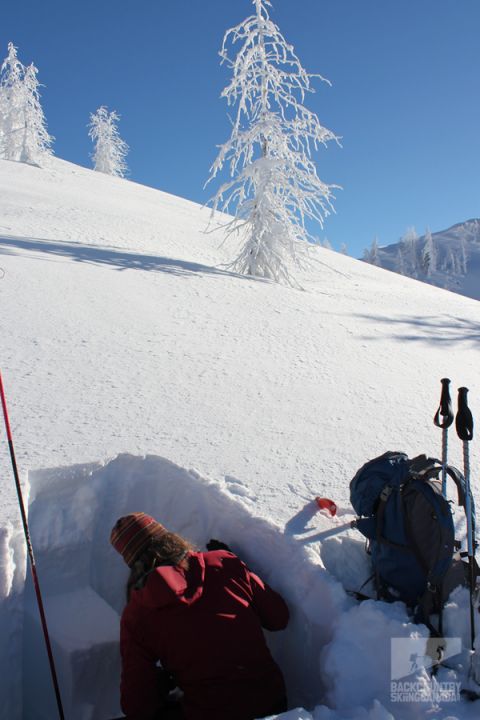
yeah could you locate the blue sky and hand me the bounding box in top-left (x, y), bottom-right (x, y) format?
top-left (2, 0), bottom-right (479, 256)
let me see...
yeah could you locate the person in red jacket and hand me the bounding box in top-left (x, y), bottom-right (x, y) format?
top-left (110, 512), bottom-right (289, 720)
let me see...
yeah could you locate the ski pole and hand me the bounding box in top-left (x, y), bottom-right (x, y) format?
top-left (455, 386), bottom-right (476, 651)
top-left (434, 378), bottom-right (454, 497)
top-left (0, 372), bottom-right (65, 720)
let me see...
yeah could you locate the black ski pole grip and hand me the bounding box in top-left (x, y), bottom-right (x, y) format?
top-left (456, 387), bottom-right (474, 441)
top-left (434, 378), bottom-right (453, 428)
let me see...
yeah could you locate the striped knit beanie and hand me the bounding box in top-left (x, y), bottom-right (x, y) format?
top-left (110, 512), bottom-right (167, 567)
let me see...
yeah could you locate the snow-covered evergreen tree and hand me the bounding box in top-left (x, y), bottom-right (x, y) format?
top-left (459, 238), bottom-right (468, 275)
top-left (396, 246), bottom-right (406, 276)
top-left (0, 43), bottom-right (23, 160)
top-left (421, 227), bottom-right (436, 276)
top-left (399, 227), bottom-right (419, 277)
top-left (443, 247), bottom-right (460, 275)
top-left (88, 106), bottom-right (129, 177)
top-left (0, 42), bottom-right (53, 165)
top-left (207, 0), bottom-right (338, 284)
top-left (363, 237), bottom-right (381, 266)
top-left (444, 243), bottom-right (467, 276)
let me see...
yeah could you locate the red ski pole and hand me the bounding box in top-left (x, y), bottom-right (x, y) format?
top-left (0, 372), bottom-right (65, 720)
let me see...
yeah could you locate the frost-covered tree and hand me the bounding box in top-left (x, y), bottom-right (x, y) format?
top-left (396, 246), bottom-right (406, 275)
top-left (363, 237), bottom-right (381, 266)
top-left (0, 43), bottom-right (23, 159)
top-left (399, 227), bottom-right (419, 277)
top-left (459, 238), bottom-right (468, 275)
top-left (88, 106), bottom-right (129, 177)
top-left (443, 247), bottom-right (460, 275)
top-left (441, 242), bottom-right (467, 277)
top-left (207, 0), bottom-right (338, 284)
top-left (421, 227), bottom-right (436, 276)
top-left (0, 42), bottom-right (53, 165)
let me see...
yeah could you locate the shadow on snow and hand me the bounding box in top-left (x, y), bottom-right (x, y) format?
top-left (355, 312), bottom-right (480, 346)
top-left (0, 234), bottom-right (243, 281)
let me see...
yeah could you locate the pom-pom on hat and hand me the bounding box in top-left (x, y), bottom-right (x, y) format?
top-left (110, 512), bottom-right (167, 567)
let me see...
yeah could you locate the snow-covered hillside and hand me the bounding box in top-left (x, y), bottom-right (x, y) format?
top-left (0, 158), bottom-right (479, 720)
top-left (363, 220), bottom-right (480, 301)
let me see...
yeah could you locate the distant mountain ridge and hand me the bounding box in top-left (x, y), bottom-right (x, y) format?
top-left (362, 219), bottom-right (480, 301)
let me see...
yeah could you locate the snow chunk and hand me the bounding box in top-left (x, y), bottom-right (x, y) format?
top-left (0, 522), bottom-right (15, 598)
top-left (23, 587), bottom-right (121, 720)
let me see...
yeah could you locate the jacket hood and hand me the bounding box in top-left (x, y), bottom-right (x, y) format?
top-left (134, 551), bottom-right (205, 609)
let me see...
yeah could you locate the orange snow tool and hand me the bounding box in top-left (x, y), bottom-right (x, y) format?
top-left (315, 497), bottom-right (337, 516)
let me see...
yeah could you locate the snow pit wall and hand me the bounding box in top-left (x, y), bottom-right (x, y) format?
top-left (8, 453), bottom-right (348, 720)
top-left (0, 520), bottom-right (28, 719)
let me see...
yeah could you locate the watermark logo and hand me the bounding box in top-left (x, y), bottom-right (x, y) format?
top-left (390, 637), bottom-right (462, 703)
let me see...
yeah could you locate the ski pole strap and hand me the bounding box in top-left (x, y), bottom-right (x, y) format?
top-left (434, 378), bottom-right (454, 429)
top-left (441, 429), bottom-right (448, 497)
top-left (456, 387), bottom-right (473, 441)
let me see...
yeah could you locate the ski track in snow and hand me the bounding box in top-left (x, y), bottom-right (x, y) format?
top-left (0, 158), bottom-right (479, 720)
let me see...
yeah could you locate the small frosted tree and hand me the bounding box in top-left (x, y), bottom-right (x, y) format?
top-left (88, 106), bottom-right (128, 177)
top-left (207, 0), bottom-right (338, 284)
top-left (399, 227), bottom-right (419, 277)
top-left (459, 238), bottom-right (468, 275)
top-left (363, 237), bottom-right (381, 266)
top-left (0, 42), bottom-right (53, 165)
top-left (442, 243), bottom-right (467, 276)
top-left (396, 246), bottom-right (406, 275)
top-left (421, 228), bottom-right (436, 276)
top-left (443, 247), bottom-right (460, 275)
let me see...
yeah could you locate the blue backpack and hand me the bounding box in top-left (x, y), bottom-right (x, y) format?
top-left (350, 451), bottom-right (472, 629)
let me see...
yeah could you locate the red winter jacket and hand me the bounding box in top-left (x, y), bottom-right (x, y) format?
top-left (120, 550), bottom-right (289, 720)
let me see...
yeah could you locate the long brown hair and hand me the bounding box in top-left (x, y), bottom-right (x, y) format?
top-left (126, 531), bottom-right (195, 601)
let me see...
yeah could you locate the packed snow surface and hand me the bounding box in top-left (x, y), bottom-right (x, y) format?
top-left (0, 158), bottom-right (479, 720)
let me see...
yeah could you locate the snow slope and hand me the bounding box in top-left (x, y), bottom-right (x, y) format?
top-left (0, 157), bottom-right (479, 720)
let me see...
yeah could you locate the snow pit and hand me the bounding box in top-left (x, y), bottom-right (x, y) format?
top-left (14, 453), bottom-right (480, 720)
top-left (21, 453), bottom-right (348, 720)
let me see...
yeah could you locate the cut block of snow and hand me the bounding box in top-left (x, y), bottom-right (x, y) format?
top-left (23, 587), bottom-right (121, 720)
top-left (42, 587), bottom-right (119, 651)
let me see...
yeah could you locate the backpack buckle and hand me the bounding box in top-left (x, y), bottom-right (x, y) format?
top-left (409, 455), bottom-right (438, 479)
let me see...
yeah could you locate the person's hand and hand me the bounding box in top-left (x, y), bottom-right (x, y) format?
top-left (206, 538), bottom-right (232, 552)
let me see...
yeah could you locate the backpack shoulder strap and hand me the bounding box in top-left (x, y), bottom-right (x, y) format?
top-left (444, 464), bottom-right (468, 511)
top-left (409, 456), bottom-right (470, 513)
top-left (408, 454), bottom-right (441, 479)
